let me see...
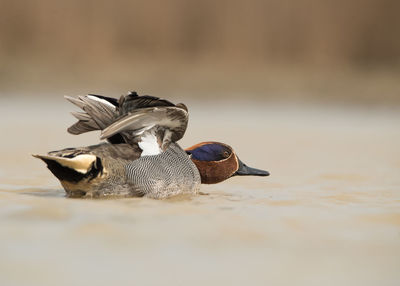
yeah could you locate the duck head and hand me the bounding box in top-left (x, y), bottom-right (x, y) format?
top-left (185, 142), bottom-right (269, 184)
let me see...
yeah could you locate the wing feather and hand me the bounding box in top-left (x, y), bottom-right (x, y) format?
top-left (65, 92), bottom-right (189, 152)
top-left (65, 95), bottom-right (117, 135)
top-left (100, 106), bottom-right (188, 143)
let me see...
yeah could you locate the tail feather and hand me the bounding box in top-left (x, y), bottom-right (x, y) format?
top-left (32, 153), bottom-right (101, 185)
top-left (32, 153), bottom-right (97, 174)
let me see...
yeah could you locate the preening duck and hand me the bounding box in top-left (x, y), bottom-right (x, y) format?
top-left (33, 92), bottom-right (269, 199)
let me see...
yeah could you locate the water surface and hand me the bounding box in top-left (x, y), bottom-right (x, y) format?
top-left (1, 97), bottom-right (399, 286)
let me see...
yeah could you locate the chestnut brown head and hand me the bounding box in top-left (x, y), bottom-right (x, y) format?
top-left (185, 142), bottom-right (269, 184)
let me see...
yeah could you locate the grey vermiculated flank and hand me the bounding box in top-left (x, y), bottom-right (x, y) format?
top-left (125, 143), bottom-right (201, 199)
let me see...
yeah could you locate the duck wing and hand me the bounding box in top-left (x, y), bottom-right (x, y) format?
top-left (65, 94), bottom-right (118, 134)
top-left (100, 105), bottom-right (188, 149)
top-left (66, 92), bottom-right (189, 155)
top-left (118, 91), bottom-right (175, 113)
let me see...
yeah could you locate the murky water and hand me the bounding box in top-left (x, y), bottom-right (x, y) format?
top-left (1, 97), bottom-right (399, 286)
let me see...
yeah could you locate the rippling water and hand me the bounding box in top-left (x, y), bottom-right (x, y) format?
top-left (0, 97), bottom-right (399, 286)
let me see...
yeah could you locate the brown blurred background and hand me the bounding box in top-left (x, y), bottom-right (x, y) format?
top-left (0, 0), bottom-right (399, 104)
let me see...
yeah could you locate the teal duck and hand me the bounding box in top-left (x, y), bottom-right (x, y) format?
top-left (33, 92), bottom-right (269, 198)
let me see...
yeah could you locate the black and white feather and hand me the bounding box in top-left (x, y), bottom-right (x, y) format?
top-left (125, 143), bottom-right (201, 199)
top-left (65, 91), bottom-right (189, 156)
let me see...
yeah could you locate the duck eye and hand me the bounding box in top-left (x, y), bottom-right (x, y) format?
top-left (223, 151), bottom-right (230, 158)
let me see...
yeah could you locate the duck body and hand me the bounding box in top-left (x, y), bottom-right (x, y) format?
top-left (35, 142), bottom-right (201, 198)
top-left (34, 92), bottom-right (268, 199)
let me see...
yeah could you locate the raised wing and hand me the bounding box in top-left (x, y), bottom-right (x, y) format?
top-left (118, 91), bottom-right (175, 114)
top-left (101, 105), bottom-right (188, 151)
top-left (65, 91), bottom-right (189, 155)
top-left (65, 95), bottom-right (117, 134)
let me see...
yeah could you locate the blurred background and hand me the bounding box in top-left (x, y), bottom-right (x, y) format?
top-left (1, 2), bottom-right (400, 286)
top-left (0, 0), bottom-right (399, 104)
